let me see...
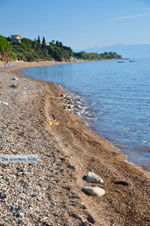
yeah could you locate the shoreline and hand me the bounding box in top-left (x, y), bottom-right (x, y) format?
top-left (22, 60), bottom-right (150, 173)
top-left (0, 60), bottom-right (150, 225)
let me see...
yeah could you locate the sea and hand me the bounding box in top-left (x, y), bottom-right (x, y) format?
top-left (23, 59), bottom-right (150, 172)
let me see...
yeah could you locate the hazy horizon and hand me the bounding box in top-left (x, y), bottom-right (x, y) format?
top-left (75, 43), bottom-right (150, 51)
top-left (76, 43), bottom-right (150, 58)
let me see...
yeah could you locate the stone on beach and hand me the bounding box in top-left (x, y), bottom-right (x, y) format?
top-left (12, 77), bottom-right (18, 80)
top-left (86, 171), bottom-right (104, 184)
top-left (82, 187), bottom-right (105, 197)
top-left (0, 100), bottom-right (8, 106)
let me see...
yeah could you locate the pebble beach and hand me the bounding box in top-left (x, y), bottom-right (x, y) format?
top-left (0, 61), bottom-right (150, 226)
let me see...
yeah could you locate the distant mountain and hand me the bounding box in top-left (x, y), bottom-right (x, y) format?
top-left (77, 44), bottom-right (150, 59)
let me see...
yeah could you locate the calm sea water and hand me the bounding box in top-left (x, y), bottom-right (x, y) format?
top-left (23, 59), bottom-right (150, 172)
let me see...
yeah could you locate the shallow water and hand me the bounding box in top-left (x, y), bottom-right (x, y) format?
top-left (23, 59), bottom-right (150, 171)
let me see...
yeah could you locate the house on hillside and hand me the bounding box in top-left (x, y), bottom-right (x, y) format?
top-left (11, 35), bottom-right (22, 42)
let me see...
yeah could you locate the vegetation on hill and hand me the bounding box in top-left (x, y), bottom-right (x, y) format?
top-left (0, 34), bottom-right (122, 62)
top-left (0, 35), bottom-right (16, 61)
top-left (9, 36), bottom-right (73, 62)
top-left (73, 51), bottom-right (122, 60)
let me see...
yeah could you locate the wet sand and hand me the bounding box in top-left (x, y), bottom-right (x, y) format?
top-left (0, 61), bottom-right (150, 225)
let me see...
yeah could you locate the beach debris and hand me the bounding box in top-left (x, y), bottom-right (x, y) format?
top-left (0, 100), bottom-right (8, 106)
top-left (84, 171), bottom-right (104, 184)
top-left (48, 114), bottom-right (59, 126)
top-left (48, 119), bottom-right (59, 126)
top-left (82, 186), bottom-right (105, 197)
top-left (52, 114), bottom-right (56, 120)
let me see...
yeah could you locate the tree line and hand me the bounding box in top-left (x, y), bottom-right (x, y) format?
top-left (74, 51), bottom-right (122, 60)
top-left (0, 34), bottom-right (122, 62)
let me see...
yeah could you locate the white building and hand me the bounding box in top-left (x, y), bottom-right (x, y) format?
top-left (11, 35), bottom-right (22, 42)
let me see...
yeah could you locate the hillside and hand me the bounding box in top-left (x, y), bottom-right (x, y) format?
top-left (0, 34), bottom-right (122, 62)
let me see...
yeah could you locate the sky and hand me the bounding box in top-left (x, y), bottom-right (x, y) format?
top-left (0, 0), bottom-right (150, 49)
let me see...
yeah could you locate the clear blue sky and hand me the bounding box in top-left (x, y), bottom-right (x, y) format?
top-left (0, 0), bottom-right (150, 49)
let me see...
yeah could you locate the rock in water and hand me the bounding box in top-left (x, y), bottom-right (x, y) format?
top-left (86, 171), bottom-right (104, 184)
top-left (82, 187), bottom-right (105, 197)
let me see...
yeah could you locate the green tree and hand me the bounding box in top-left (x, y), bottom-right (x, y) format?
top-left (56, 41), bottom-right (63, 48)
top-left (0, 35), bottom-right (13, 59)
top-left (37, 36), bottom-right (41, 48)
top-left (32, 39), bottom-right (37, 49)
top-left (42, 36), bottom-right (46, 49)
top-left (50, 40), bottom-right (55, 45)
top-left (22, 38), bottom-right (33, 50)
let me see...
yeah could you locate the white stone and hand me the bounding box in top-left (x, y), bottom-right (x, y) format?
top-left (86, 171), bottom-right (104, 184)
top-left (0, 101), bottom-right (8, 106)
top-left (3, 101), bottom-right (8, 106)
top-left (82, 186), bottom-right (105, 197)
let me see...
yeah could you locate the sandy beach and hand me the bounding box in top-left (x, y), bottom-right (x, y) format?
top-left (0, 61), bottom-right (150, 225)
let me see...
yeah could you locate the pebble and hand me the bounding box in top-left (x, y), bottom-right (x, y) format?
top-left (12, 77), bottom-right (18, 81)
top-left (82, 187), bottom-right (105, 197)
top-left (86, 171), bottom-right (104, 184)
top-left (0, 100), bottom-right (9, 106)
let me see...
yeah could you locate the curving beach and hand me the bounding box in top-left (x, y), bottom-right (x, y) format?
top-left (0, 61), bottom-right (150, 225)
